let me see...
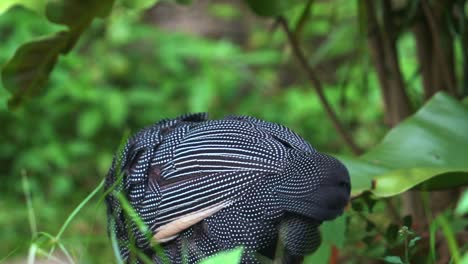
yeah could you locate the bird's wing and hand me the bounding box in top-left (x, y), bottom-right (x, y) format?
top-left (224, 115), bottom-right (316, 153)
top-left (117, 113), bottom-right (209, 202)
top-left (148, 120), bottom-right (287, 242)
top-left (105, 113), bottom-right (211, 251)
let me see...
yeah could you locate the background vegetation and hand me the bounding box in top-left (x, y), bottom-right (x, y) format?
top-left (0, 0), bottom-right (467, 263)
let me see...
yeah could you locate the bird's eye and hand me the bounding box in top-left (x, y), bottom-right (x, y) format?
top-left (338, 180), bottom-right (350, 189)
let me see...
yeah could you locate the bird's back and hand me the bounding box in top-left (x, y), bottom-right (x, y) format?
top-left (105, 113), bottom-right (350, 263)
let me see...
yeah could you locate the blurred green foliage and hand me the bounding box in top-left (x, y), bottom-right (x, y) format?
top-left (0, 4), bottom-right (375, 261)
top-left (1, 0), bottom-right (466, 263)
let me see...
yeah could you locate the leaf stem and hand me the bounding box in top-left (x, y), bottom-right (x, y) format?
top-left (277, 16), bottom-right (363, 155)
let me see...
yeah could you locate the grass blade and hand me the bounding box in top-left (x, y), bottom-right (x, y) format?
top-left (437, 215), bottom-right (461, 263)
top-left (55, 179), bottom-right (105, 240)
top-left (22, 170), bottom-right (37, 237)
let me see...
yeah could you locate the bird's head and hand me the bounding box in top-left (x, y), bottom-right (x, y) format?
top-left (282, 150), bottom-right (351, 222)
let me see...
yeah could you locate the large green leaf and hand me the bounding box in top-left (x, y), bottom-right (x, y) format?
top-left (1, 31), bottom-right (70, 108)
top-left (340, 92), bottom-right (468, 197)
top-left (1, 0), bottom-right (115, 109)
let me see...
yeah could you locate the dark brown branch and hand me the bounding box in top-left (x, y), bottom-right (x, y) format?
top-left (420, 0), bottom-right (457, 97)
top-left (364, 0), bottom-right (391, 120)
top-left (277, 16), bottom-right (363, 155)
top-left (458, 1), bottom-right (468, 96)
top-left (412, 11), bottom-right (438, 99)
top-left (364, 0), bottom-right (412, 127)
top-left (293, 0), bottom-right (314, 37)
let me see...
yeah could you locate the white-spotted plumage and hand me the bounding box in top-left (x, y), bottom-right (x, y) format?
top-left (105, 113), bottom-right (350, 264)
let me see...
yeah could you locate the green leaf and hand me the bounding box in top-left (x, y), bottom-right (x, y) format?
top-left (416, 171), bottom-right (468, 191)
top-left (340, 92), bottom-right (468, 197)
top-left (243, 0), bottom-right (292, 17)
top-left (2, 31), bottom-right (71, 108)
top-left (44, 0), bottom-right (115, 53)
top-left (46, 0), bottom-right (114, 27)
top-left (408, 236), bottom-right (421, 248)
top-left (1, 0), bottom-right (115, 109)
top-left (199, 247), bottom-right (243, 264)
top-left (455, 190), bottom-right (468, 215)
top-left (383, 256), bottom-right (404, 264)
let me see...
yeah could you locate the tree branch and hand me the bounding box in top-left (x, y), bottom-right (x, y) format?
top-left (363, 0), bottom-right (412, 127)
top-left (421, 0), bottom-right (458, 97)
top-left (277, 16), bottom-right (363, 155)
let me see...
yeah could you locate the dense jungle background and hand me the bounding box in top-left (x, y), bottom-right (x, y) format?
top-left (0, 0), bottom-right (467, 263)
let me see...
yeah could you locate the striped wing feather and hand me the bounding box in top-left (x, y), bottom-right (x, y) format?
top-left (149, 120), bottom-right (287, 240)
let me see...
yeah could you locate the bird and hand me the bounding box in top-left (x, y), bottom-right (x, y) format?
top-left (105, 113), bottom-right (350, 264)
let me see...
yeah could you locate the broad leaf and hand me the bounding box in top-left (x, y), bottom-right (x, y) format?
top-left (200, 247), bottom-right (243, 264)
top-left (2, 31), bottom-right (70, 108)
top-left (340, 92), bottom-right (468, 197)
top-left (1, 0), bottom-right (115, 109)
